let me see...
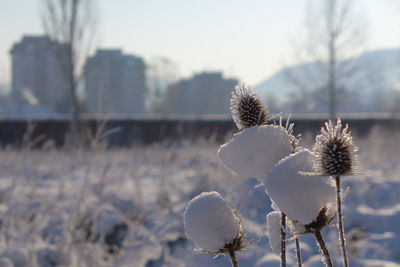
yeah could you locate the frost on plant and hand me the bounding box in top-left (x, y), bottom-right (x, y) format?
top-left (266, 211), bottom-right (282, 256)
top-left (313, 118), bottom-right (359, 267)
top-left (230, 84), bottom-right (268, 130)
top-left (264, 149), bottom-right (336, 226)
top-left (313, 119), bottom-right (358, 176)
top-left (218, 125), bottom-right (293, 181)
top-left (183, 191), bottom-right (246, 254)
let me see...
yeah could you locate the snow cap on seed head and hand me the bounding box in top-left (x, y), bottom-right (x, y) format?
top-left (266, 211), bottom-right (282, 256)
top-left (313, 118), bottom-right (358, 176)
top-left (231, 84), bottom-right (268, 130)
top-left (218, 84), bottom-right (299, 181)
top-left (264, 149), bottom-right (336, 226)
top-left (218, 124), bottom-right (293, 181)
top-left (183, 191), bottom-right (246, 254)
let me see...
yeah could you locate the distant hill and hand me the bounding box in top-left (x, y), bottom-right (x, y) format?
top-left (254, 61), bottom-right (317, 101)
top-left (254, 48), bottom-right (400, 113)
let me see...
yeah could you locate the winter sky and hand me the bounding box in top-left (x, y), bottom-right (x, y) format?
top-left (0, 0), bottom-right (399, 86)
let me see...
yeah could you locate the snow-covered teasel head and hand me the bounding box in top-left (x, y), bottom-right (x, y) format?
top-left (266, 211), bottom-right (282, 256)
top-left (264, 149), bottom-right (336, 226)
top-left (313, 119), bottom-right (359, 176)
top-left (218, 125), bottom-right (293, 181)
top-left (183, 191), bottom-right (246, 254)
top-left (230, 84), bottom-right (268, 130)
top-left (289, 206), bottom-right (336, 236)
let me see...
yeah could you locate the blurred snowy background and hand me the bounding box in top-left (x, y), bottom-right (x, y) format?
top-left (0, 126), bottom-right (397, 266)
top-left (1, 0), bottom-right (400, 266)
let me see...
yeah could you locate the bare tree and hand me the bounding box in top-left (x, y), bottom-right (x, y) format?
top-left (390, 0), bottom-right (400, 116)
top-left (146, 57), bottom-right (179, 114)
top-left (42, 0), bottom-right (98, 147)
top-left (285, 0), bottom-right (367, 118)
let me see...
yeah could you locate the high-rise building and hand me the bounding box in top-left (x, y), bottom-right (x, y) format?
top-left (10, 35), bottom-right (68, 113)
top-left (164, 72), bottom-right (238, 114)
top-left (84, 49), bottom-right (146, 114)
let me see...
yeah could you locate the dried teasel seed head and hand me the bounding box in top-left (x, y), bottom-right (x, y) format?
top-left (230, 84), bottom-right (268, 130)
top-left (289, 206), bottom-right (336, 236)
top-left (303, 206), bottom-right (336, 233)
top-left (313, 119), bottom-right (358, 176)
top-left (216, 222), bottom-right (248, 256)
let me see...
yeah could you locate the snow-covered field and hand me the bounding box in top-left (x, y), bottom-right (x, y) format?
top-left (0, 126), bottom-right (399, 266)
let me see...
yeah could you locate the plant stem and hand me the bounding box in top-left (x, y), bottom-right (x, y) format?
top-left (295, 237), bottom-right (302, 267)
top-left (314, 229), bottom-right (333, 267)
top-left (335, 175), bottom-right (349, 267)
top-left (228, 249), bottom-right (239, 267)
top-left (281, 213), bottom-right (286, 267)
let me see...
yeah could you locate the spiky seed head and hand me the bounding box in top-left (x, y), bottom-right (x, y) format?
top-left (216, 221), bottom-right (248, 256)
top-left (313, 119), bottom-right (358, 176)
top-left (289, 206), bottom-right (336, 236)
top-left (230, 84), bottom-right (268, 130)
top-left (303, 206), bottom-right (336, 233)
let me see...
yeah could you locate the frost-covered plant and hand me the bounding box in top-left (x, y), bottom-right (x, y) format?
top-left (313, 119), bottom-right (358, 177)
top-left (312, 119), bottom-right (359, 267)
top-left (265, 150), bottom-right (336, 226)
top-left (267, 211), bottom-right (302, 267)
top-left (265, 149), bottom-right (336, 267)
top-left (218, 85), bottom-right (299, 266)
top-left (216, 85), bottom-right (362, 267)
top-left (218, 85), bottom-right (294, 182)
top-left (183, 191), bottom-right (246, 267)
top-left (231, 84), bottom-right (268, 130)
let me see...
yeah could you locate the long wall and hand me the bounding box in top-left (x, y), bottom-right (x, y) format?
top-left (0, 114), bottom-right (398, 147)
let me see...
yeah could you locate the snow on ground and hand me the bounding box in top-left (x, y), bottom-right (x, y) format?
top-left (0, 127), bottom-right (398, 266)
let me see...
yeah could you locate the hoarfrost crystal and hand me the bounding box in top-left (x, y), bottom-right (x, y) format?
top-left (313, 119), bottom-right (358, 176)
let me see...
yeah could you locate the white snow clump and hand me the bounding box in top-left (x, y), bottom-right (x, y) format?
top-left (266, 210), bottom-right (282, 256)
top-left (264, 149), bottom-right (336, 225)
top-left (218, 125), bottom-right (293, 181)
top-left (183, 191), bottom-right (240, 252)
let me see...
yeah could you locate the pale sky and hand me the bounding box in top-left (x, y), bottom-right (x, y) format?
top-left (0, 0), bottom-right (399, 86)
